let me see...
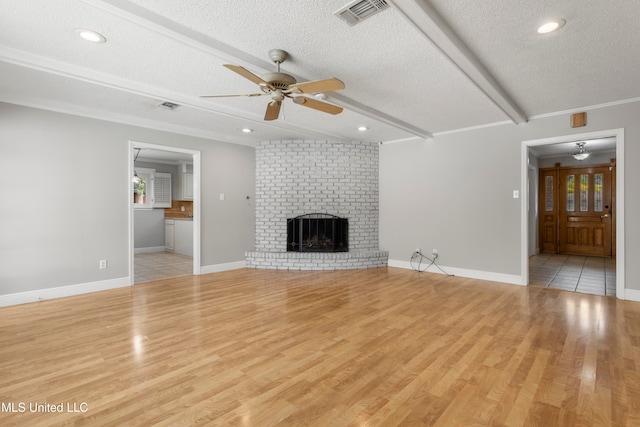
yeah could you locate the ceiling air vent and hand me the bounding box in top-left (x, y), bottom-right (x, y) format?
top-left (158, 101), bottom-right (180, 110)
top-left (334, 0), bottom-right (389, 26)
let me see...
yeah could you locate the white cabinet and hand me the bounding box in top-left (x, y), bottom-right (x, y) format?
top-left (182, 173), bottom-right (193, 200)
top-left (165, 219), bottom-right (191, 255)
top-left (164, 219), bottom-right (175, 251)
top-left (174, 220), bottom-right (193, 256)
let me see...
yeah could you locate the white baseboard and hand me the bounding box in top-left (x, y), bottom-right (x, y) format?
top-left (0, 277), bottom-right (130, 307)
top-left (388, 259), bottom-right (524, 286)
top-left (200, 260), bottom-right (246, 275)
top-left (2, 264), bottom-right (636, 306)
top-left (624, 288), bottom-right (640, 302)
top-left (134, 246), bottom-right (166, 254)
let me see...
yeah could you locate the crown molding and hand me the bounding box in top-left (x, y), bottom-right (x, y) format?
top-left (528, 97), bottom-right (640, 121)
top-left (0, 46), bottom-right (357, 143)
top-left (2, 95), bottom-right (257, 146)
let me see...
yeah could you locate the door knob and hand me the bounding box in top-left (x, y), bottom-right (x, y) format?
top-left (601, 214), bottom-right (610, 218)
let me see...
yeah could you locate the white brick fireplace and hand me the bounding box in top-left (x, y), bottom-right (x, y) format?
top-left (246, 139), bottom-right (388, 270)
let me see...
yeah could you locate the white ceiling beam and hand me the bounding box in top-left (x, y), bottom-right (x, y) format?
top-left (389, 0), bottom-right (528, 124)
top-left (82, 0), bottom-right (434, 140)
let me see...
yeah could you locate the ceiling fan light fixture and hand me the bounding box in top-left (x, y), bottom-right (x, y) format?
top-left (571, 141), bottom-right (590, 161)
top-left (74, 28), bottom-right (106, 43)
top-left (537, 19), bottom-right (565, 34)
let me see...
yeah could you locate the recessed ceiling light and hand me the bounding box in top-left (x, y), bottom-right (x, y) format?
top-left (242, 128), bottom-right (253, 133)
top-left (74, 28), bottom-right (106, 43)
top-left (358, 126), bottom-right (368, 131)
top-left (537, 19), bottom-right (565, 34)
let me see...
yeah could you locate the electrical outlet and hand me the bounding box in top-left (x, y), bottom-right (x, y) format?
top-left (432, 249), bottom-right (438, 258)
top-left (415, 247), bottom-right (421, 254)
top-left (99, 259), bottom-right (107, 270)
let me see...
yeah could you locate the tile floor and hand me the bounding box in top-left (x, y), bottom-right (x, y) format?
top-left (134, 251), bottom-right (193, 284)
top-left (529, 253), bottom-right (616, 296)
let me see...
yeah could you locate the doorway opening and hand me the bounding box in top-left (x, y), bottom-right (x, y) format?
top-left (128, 141), bottom-right (201, 285)
top-left (538, 161), bottom-right (615, 257)
top-left (521, 129), bottom-right (625, 298)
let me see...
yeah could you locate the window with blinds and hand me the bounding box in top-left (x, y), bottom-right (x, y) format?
top-left (153, 172), bottom-right (172, 208)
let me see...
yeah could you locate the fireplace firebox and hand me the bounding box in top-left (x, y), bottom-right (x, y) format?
top-left (287, 213), bottom-right (348, 252)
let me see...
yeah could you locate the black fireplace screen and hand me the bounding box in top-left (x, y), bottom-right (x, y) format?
top-left (287, 213), bottom-right (348, 252)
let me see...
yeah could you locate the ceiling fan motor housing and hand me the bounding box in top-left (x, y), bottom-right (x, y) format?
top-left (261, 49), bottom-right (296, 91)
top-left (260, 72), bottom-right (297, 90)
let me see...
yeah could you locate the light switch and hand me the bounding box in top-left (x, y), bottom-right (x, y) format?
top-left (513, 190), bottom-right (519, 199)
top-left (219, 193), bottom-right (225, 201)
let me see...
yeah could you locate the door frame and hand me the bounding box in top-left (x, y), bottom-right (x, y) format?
top-left (128, 140), bottom-right (202, 285)
top-left (520, 128), bottom-right (625, 299)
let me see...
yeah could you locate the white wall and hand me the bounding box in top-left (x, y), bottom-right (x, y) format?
top-left (0, 103), bottom-right (255, 299)
top-left (380, 100), bottom-right (639, 294)
top-left (380, 133), bottom-right (522, 277)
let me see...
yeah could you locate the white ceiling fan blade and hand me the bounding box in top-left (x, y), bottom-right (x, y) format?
top-left (289, 78), bottom-right (345, 94)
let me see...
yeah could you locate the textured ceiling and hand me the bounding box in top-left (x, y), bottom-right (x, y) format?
top-left (1, 0), bottom-right (639, 146)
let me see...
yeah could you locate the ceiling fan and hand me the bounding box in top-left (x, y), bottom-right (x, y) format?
top-left (201, 49), bottom-right (345, 121)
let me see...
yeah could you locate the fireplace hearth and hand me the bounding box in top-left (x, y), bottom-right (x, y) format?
top-left (287, 213), bottom-right (348, 253)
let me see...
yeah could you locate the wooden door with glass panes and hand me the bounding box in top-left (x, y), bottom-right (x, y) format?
top-left (539, 168), bottom-right (559, 253)
top-left (557, 165), bottom-right (612, 256)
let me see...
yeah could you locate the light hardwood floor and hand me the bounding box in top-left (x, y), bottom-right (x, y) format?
top-left (1, 268), bottom-right (639, 426)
